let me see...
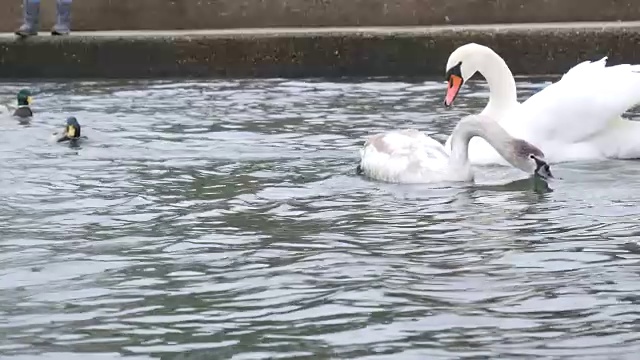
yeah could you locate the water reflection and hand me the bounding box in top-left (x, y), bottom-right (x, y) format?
top-left (0, 78), bottom-right (639, 359)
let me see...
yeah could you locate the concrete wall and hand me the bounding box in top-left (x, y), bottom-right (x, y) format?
top-left (2, 0), bottom-right (638, 32)
top-left (1, 24), bottom-right (639, 79)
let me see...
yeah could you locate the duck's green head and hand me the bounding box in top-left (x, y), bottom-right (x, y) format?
top-left (17, 89), bottom-right (32, 106)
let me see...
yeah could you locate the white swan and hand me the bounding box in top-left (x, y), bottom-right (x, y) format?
top-left (443, 43), bottom-right (640, 165)
top-left (357, 114), bottom-right (553, 184)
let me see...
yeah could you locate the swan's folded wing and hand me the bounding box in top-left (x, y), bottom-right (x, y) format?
top-left (510, 59), bottom-right (640, 145)
top-left (360, 130), bottom-right (449, 181)
top-left (560, 56), bottom-right (608, 82)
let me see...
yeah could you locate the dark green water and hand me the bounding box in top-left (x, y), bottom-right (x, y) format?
top-left (1, 78), bottom-right (640, 360)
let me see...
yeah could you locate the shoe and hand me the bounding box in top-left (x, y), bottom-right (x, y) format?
top-left (15, 0), bottom-right (40, 37)
top-left (51, 0), bottom-right (72, 36)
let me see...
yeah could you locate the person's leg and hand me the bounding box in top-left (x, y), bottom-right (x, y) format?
top-left (51, 0), bottom-right (72, 36)
top-left (14, 0), bottom-right (41, 37)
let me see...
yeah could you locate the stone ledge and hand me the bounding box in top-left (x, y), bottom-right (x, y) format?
top-left (1, 22), bottom-right (640, 79)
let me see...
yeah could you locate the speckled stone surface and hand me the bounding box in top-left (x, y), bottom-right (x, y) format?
top-left (1, 23), bottom-right (640, 79)
top-left (1, 0), bottom-right (638, 32)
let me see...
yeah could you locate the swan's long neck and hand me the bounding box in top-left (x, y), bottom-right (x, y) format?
top-left (476, 50), bottom-right (518, 118)
top-left (449, 116), bottom-right (518, 168)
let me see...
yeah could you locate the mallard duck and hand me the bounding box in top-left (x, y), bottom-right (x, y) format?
top-left (53, 117), bottom-right (86, 145)
top-left (12, 89), bottom-right (33, 119)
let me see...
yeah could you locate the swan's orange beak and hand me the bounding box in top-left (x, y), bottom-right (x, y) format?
top-left (444, 74), bottom-right (463, 107)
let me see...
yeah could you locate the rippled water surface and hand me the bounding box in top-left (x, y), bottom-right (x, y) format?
top-left (1, 78), bottom-right (640, 360)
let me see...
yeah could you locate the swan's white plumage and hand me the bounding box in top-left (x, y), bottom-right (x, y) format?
top-left (444, 44), bottom-right (640, 165)
top-left (359, 129), bottom-right (472, 184)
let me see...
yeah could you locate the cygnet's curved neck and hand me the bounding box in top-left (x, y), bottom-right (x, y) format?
top-left (476, 49), bottom-right (518, 117)
top-left (449, 115), bottom-right (519, 168)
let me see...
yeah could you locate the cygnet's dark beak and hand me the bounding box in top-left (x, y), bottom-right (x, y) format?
top-left (531, 155), bottom-right (553, 179)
